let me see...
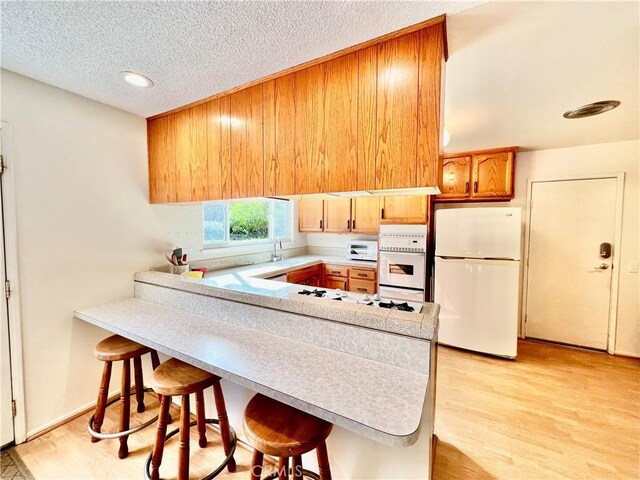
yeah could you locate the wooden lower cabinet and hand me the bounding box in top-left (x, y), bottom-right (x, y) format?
top-left (349, 278), bottom-right (376, 294)
top-left (286, 265), bottom-right (322, 286)
top-left (324, 276), bottom-right (348, 290)
top-left (287, 263), bottom-right (377, 294)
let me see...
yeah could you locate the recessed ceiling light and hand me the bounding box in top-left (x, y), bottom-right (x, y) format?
top-left (563, 100), bottom-right (620, 119)
top-left (120, 71), bottom-right (154, 88)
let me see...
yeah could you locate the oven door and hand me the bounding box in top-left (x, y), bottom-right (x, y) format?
top-left (378, 252), bottom-right (426, 290)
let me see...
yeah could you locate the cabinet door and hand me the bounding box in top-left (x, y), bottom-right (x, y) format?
top-left (206, 97), bottom-right (232, 200)
top-left (324, 53), bottom-right (358, 193)
top-left (147, 114), bottom-right (178, 204)
top-left (439, 156), bottom-right (471, 199)
top-left (264, 76), bottom-right (296, 196)
top-left (381, 196), bottom-right (428, 224)
top-left (324, 276), bottom-right (348, 291)
top-left (230, 84), bottom-right (264, 198)
top-left (323, 198), bottom-right (352, 233)
top-left (351, 197), bottom-right (380, 234)
top-left (294, 65), bottom-right (325, 195)
top-left (471, 151), bottom-right (514, 199)
top-left (376, 32), bottom-right (419, 190)
top-left (175, 104), bottom-right (208, 202)
top-left (298, 199), bottom-right (324, 232)
top-left (356, 46), bottom-right (377, 191)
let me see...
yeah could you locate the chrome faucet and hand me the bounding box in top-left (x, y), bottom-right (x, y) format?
top-left (272, 238), bottom-right (284, 262)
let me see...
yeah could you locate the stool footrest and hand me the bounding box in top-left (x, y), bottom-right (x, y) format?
top-left (263, 469), bottom-right (320, 480)
top-left (88, 387), bottom-right (158, 440)
top-left (144, 418), bottom-right (237, 480)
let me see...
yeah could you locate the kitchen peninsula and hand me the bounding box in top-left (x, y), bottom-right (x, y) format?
top-left (75, 255), bottom-right (440, 479)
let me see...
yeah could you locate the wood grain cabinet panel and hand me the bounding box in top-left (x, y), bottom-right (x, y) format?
top-left (206, 97), bottom-right (232, 200)
top-left (323, 198), bottom-right (352, 233)
top-left (264, 76), bottom-right (296, 196)
top-left (349, 278), bottom-right (376, 295)
top-left (471, 151), bottom-right (514, 199)
top-left (175, 104), bottom-right (208, 202)
top-left (375, 32), bottom-right (419, 190)
top-left (294, 65), bottom-right (325, 195)
top-left (324, 53), bottom-right (358, 193)
top-left (356, 46), bottom-right (378, 191)
top-left (439, 155), bottom-right (472, 199)
top-left (230, 84), bottom-right (264, 199)
top-left (351, 197), bottom-right (380, 234)
top-left (147, 114), bottom-right (178, 204)
top-left (324, 276), bottom-right (348, 290)
top-left (381, 195), bottom-right (429, 224)
top-left (298, 199), bottom-right (324, 232)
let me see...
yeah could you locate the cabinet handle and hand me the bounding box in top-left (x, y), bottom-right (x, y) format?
top-left (381, 208), bottom-right (385, 219)
top-left (358, 273), bottom-right (367, 277)
top-left (320, 220), bottom-right (323, 230)
top-left (347, 220), bottom-right (350, 229)
top-left (332, 271), bottom-right (340, 275)
top-left (352, 219), bottom-right (356, 230)
top-left (465, 181), bottom-right (469, 193)
top-left (357, 287), bottom-right (367, 292)
top-left (473, 181), bottom-right (478, 193)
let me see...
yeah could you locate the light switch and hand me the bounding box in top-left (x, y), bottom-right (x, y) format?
top-left (628, 262), bottom-right (639, 273)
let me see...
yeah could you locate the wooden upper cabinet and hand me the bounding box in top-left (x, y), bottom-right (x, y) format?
top-left (298, 199), bottom-right (324, 232)
top-left (264, 76), bottom-right (296, 196)
top-left (376, 32), bottom-right (419, 190)
top-left (175, 104), bottom-right (208, 202)
top-left (294, 65), bottom-right (325, 195)
top-left (471, 150), bottom-right (514, 199)
top-left (356, 46), bottom-right (377, 191)
top-left (351, 197), bottom-right (380, 234)
top-left (439, 155), bottom-right (472, 199)
top-left (148, 114), bottom-right (178, 203)
top-left (206, 97), bottom-right (232, 200)
top-left (381, 195), bottom-right (429, 224)
top-left (323, 198), bottom-right (352, 233)
top-left (417, 24), bottom-right (445, 187)
top-left (324, 54), bottom-right (358, 193)
top-left (230, 84), bottom-right (264, 198)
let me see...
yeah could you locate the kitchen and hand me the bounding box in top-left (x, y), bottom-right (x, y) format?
top-left (1, 2), bottom-right (639, 480)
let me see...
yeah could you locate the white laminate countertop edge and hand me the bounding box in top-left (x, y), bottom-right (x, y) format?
top-left (136, 255), bottom-right (439, 340)
top-left (74, 298), bottom-right (429, 447)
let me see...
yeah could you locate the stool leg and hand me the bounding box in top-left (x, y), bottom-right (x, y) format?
top-left (195, 390), bottom-right (207, 448)
top-left (212, 381), bottom-right (236, 472)
top-left (91, 360), bottom-right (112, 443)
top-left (118, 358), bottom-right (131, 459)
top-left (133, 356), bottom-right (145, 414)
top-left (250, 450), bottom-right (263, 480)
top-left (291, 455), bottom-right (303, 480)
top-left (278, 456), bottom-right (289, 480)
top-left (150, 394), bottom-right (171, 480)
top-left (316, 441), bottom-right (332, 480)
top-left (178, 394), bottom-right (190, 480)
top-left (149, 351), bottom-right (171, 423)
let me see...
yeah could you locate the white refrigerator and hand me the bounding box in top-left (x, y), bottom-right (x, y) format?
top-left (434, 207), bottom-right (522, 358)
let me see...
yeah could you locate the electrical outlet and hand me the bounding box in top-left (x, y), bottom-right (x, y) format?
top-left (628, 262), bottom-right (639, 273)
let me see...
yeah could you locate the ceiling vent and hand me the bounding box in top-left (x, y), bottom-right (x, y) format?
top-left (563, 100), bottom-right (620, 119)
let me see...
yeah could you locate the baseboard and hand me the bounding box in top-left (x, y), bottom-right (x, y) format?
top-left (614, 350), bottom-right (640, 359)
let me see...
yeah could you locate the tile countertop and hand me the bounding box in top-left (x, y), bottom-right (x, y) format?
top-left (136, 255), bottom-right (439, 340)
top-left (75, 298), bottom-right (430, 447)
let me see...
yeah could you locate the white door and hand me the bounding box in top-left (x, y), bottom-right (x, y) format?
top-left (0, 131), bottom-right (13, 446)
top-left (435, 257), bottom-right (520, 358)
top-left (525, 178), bottom-right (617, 350)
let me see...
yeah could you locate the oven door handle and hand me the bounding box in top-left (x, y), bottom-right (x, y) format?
top-left (379, 251), bottom-right (426, 256)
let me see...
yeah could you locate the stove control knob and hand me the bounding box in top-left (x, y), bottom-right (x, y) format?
top-left (363, 294), bottom-right (370, 302)
top-left (373, 293), bottom-right (381, 301)
top-left (335, 289), bottom-right (342, 296)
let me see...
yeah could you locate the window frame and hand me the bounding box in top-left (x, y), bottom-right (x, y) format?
top-left (202, 198), bottom-right (293, 249)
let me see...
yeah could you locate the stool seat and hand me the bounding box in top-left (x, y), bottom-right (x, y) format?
top-left (94, 335), bottom-right (151, 361)
top-left (151, 358), bottom-right (218, 396)
top-left (244, 394), bottom-right (332, 458)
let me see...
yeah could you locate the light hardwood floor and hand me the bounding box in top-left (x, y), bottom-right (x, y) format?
top-left (15, 340), bottom-right (640, 479)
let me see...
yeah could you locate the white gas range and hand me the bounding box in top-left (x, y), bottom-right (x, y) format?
top-left (296, 287), bottom-right (423, 313)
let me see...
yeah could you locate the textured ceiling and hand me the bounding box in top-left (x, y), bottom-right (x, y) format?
top-left (0, 1), bottom-right (477, 118)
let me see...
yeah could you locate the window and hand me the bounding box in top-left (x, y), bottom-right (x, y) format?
top-left (203, 199), bottom-right (292, 246)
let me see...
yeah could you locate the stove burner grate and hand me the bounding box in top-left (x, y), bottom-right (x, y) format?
top-left (298, 289), bottom-right (326, 298)
top-left (378, 301), bottom-right (414, 312)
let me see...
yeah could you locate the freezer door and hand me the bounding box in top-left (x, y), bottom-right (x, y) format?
top-left (434, 257), bottom-right (520, 358)
top-left (435, 207), bottom-right (522, 260)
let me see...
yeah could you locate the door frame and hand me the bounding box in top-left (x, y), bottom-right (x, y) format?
top-left (521, 172), bottom-right (625, 354)
top-left (1, 122), bottom-right (26, 443)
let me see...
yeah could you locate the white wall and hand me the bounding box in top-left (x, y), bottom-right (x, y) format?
top-left (437, 140), bottom-right (640, 356)
top-left (0, 70), bottom-right (178, 436)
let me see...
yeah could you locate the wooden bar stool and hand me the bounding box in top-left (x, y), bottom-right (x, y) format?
top-left (89, 334), bottom-right (164, 459)
top-left (244, 394), bottom-right (332, 480)
top-left (146, 358), bottom-right (237, 480)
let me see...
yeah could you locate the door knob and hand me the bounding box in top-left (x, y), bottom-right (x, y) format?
top-left (593, 263), bottom-right (609, 270)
